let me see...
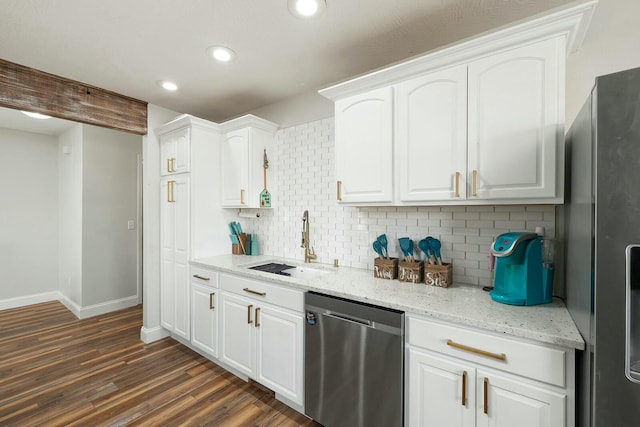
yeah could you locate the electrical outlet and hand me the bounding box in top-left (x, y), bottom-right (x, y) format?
top-left (127, 220), bottom-right (135, 230)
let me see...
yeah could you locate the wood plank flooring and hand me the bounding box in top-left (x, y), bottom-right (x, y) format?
top-left (0, 302), bottom-right (321, 426)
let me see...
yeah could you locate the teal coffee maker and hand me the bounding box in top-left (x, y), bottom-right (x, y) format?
top-left (489, 231), bottom-right (554, 306)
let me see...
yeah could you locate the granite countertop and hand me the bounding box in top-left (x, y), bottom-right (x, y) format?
top-left (191, 254), bottom-right (585, 350)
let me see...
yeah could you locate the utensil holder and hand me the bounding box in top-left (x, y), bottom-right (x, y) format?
top-left (424, 262), bottom-right (453, 287)
top-left (374, 257), bottom-right (398, 279)
top-left (398, 260), bottom-right (424, 283)
top-left (232, 233), bottom-right (247, 255)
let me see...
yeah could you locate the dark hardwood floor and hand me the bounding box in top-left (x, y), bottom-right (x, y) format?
top-left (0, 301), bottom-right (320, 426)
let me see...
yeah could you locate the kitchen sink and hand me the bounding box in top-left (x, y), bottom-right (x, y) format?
top-left (286, 266), bottom-right (330, 278)
top-left (245, 261), bottom-right (330, 278)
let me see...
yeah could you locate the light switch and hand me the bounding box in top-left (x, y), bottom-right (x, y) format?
top-left (128, 220), bottom-right (135, 230)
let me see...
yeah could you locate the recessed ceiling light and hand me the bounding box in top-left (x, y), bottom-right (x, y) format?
top-left (288, 0), bottom-right (326, 18)
top-left (21, 111), bottom-right (51, 119)
top-left (157, 80), bottom-right (178, 91)
top-left (206, 46), bottom-right (237, 63)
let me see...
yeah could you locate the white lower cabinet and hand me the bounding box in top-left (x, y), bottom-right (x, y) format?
top-left (408, 349), bottom-right (476, 427)
top-left (190, 268), bottom-right (218, 358)
top-left (160, 175), bottom-right (190, 340)
top-left (218, 274), bottom-right (304, 407)
top-left (406, 315), bottom-right (573, 427)
top-left (476, 369), bottom-right (566, 427)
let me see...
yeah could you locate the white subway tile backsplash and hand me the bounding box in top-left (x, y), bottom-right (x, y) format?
top-left (244, 118), bottom-right (556, 288)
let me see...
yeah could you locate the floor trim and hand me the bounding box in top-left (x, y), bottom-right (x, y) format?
top-left (0, 291), bottom-right (59, 311)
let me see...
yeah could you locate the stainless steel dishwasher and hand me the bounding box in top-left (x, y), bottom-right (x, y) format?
top-left (304, 292), bottom-right (404, 427)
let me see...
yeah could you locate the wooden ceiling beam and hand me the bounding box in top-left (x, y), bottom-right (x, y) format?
top-left (0, 59), bottom-right (148, 135)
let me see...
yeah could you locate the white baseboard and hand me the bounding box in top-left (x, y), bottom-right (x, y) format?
top-left (57, 293), bottom-right (82, 318)
top-left (57, 293), bottom-right (139, 320)
top-left (0, 291), bottom-right (59, 311)
top-left (75, 295), bottom-right (140, 319)
top-left (140, 325), bottom-right (170, 343)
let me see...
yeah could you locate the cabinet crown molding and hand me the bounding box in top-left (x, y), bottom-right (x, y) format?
top-left (155, 113), bottom-right (280, 136)
top-left (319, 0), bottom-right (596, 101)
top-left (219, 114), bottom-right (279, 134)
top-left (155, 114), bottom-right (220, 136)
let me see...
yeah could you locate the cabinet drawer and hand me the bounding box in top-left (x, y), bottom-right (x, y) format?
top-left (191, 266), bottom-right (218, 288)
top-left (407, 316), bottom-right (566, 387)
top-left (220, 273), bottom-right (303, 312)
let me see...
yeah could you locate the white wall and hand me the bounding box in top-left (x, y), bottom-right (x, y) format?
top-left (58, 124), bottom-right (84, 306)
top-left (82, 125), bottom-right (141, 306)
top-left (566, 0), bottom-right (640, 126)
top-left (0, 128), bottom-right (59, 306)
top-left (248, 89), bottom-right (333, 128)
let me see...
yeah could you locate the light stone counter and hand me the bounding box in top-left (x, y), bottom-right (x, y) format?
top-left (191, 254), bottom-right (585, 350)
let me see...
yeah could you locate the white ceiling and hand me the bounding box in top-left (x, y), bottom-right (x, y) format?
top-left (0, 0), bottom-right (578, 123)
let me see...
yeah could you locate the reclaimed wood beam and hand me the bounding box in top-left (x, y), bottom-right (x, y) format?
top-left (0, 58), bottom-right (148, 135)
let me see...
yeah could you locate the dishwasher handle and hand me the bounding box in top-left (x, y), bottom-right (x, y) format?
top-left (323, 312), bottom-right (372, 327)
top-left (320, 311), bottom-right (403, 336)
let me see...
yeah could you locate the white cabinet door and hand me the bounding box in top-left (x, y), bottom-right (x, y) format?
top-left (160, 127), bottom-right (190, 175)
top-left (397, 65), bottom-right (468, 202)
top-left (477, 371), bottom-right (566, 427)
top-left (335, 86), bottom-right (394, 204)
top-left (159, 175), bottom-right (190, 340)
top-left (408, 348), bottom-right (475, 427)
top-left (467, 38), bottom-right (562, 200)
top-left (191, 282), bottom-right (217, 358)
top-left (219, 291), bottom-right (255, 377)
top-left (172, 176), bottom-right (190, 340)
top-left (221, 128), bottom-right (250, 207)
top-left (255, 304), bottom-right (304, 406)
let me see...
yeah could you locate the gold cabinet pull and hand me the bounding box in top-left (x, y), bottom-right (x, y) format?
top-left (483, 377), bottom-right (489, 414)
top-left (455, 172), bottom-right (461, 197)
top-left (255, 307), bottom-right (260, 327)
top-left (337, 181), bottom-right (342, 201)
top-left (243, 287), bottom-right (266, 297)
top-left (193, 274), bottom-right (210, 281)
top-left (240, 189), bottom-right (246, 205)
top-left (446, 339), bottom-right (506, 361)
top-left (247, 304), bottom-right (253, 324)
top-left (170, 181), bottom-right (176, 202)
top-left (167, 180), bottom-right (176, 202)
top-left (166, 158), bottom-right (172, 173)
top-left (171, 157), bottom-right (176, 172)
top-left (209, 292), bottom-right (215, 310)
top-left (461, 371), bottom-right (467, 406)
top-left (472, 170), bottom-right (478, 197)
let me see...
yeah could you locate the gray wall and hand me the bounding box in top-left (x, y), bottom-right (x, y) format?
top-left (0, 128), bottom-right (59, 303)
top-left (82, 125), bottom-right (141, 306)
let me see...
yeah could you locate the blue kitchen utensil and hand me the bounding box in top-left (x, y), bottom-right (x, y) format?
top-left (407, 239), bottom-right (415, 262)
top-left (418, 239), bottom-right (431, 263)
top-left (230, 234), bottom-right (240, 244)
top-left (425, 236), bottom-right (436, 264)
top-left (431, 238), bottom-right (443, 265)
top-left (399, 238), bottom-right (413, 262)
top-left (373, 241), bottom-right (384, 258)
top-left (377, 234), bottom-right (389, 259)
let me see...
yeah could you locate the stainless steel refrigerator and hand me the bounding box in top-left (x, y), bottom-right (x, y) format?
top-left (565, 67), bottom-right (640, 427)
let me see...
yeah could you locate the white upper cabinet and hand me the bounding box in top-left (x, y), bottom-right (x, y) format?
top-left (160, 126), bottom-right (190, 176)
top-left (467, 37), bottom-right (561, 200)
top-left (320, 2), bottom-right (597, 205)
top-left (220, 115), bottom-right (278, 208)
top-left (221, 128), bottom-right (251, 207)
top-left (335, 87), bottom-right (394, 204)
top-left (396, 65), bottom-right (468, 202)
